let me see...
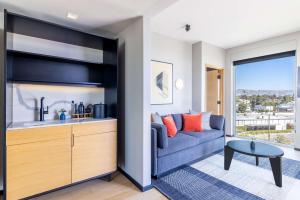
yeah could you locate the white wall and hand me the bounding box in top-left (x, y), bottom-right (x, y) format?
top-left (202, 42), bottom-right (226, 68)
top-left (12, 84), bottom-right (104, 122)
top-left (192, 41), bottom-right (226, 111)
top-left (225, 32), bottom-right (300, 149)
top-left (118, 16), bottom-right (151, 187)
top-left (151, 33), bottom-right (192, 114)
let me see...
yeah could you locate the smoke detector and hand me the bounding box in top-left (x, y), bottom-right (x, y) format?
top-left (185, 24), bottom-right (191, 32)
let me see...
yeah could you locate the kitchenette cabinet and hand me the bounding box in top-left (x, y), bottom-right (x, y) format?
top-left (6, 125), bottom-right (72, 200)
top-left (72, 120), bottom-right (117, 182)
top-left (6, 119), bottom-right (117, 200)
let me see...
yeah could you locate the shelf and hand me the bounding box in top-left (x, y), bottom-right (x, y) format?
top-left (7, 50), bottom-right (105, 87)
top-left (12, 80), bottom-right (103, 87)
top-left (7, 49), bottom-right (103, 66)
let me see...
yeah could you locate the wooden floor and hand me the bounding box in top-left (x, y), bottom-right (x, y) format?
top-left (1, 173), bottom-right (166, 200)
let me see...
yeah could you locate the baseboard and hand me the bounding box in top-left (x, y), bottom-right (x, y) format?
top-left (18, 171), bottom-right (116, 199)
top-left (118, 167), bottom-right (153, 192)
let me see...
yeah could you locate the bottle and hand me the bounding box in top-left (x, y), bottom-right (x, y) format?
top-left (60, 111), bottom-right (66, 120)
top-left (71, 101), bottom-right (75, 115)
top-left (74, 104), bottom-right (78, 114)
top-left (78, 102), bottom-right (84, 114)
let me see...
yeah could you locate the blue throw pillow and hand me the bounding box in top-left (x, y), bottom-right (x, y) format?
top-left (172, 114), bottom-right (183, 131)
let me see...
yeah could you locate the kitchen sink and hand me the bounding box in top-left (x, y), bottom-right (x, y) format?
top-left (23, 121), bottom-right (50, 127)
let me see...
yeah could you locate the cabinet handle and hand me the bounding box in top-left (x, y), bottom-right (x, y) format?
top-left (71, 134), bottom-right (74, 147)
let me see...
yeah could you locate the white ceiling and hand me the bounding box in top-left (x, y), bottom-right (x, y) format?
top-left (0, 0), bottom-right (167, 36)
top-left (151, 0), bottom-right (300, 49)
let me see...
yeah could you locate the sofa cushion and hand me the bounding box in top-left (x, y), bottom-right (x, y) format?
top-left (151, 112), bottom-right (163, 124)
top-left (162, 115), bottom-right (177, 137)
top-left (182, 114), bottom-right (203, 132)
top-left (158, 133), bottom-right (199, 157)
top-left (181, 130), bottom-right (224, 144)
top-left (201, 112), bottom-right (212, 130)
top-left (189, 110), bottom-right (212, 130)
top-left (210, 115), bottom-right (225, 130)
top-left (151, 123), bottom-right (168, 148)
top-left (172, 114), bottom-right (183, 131)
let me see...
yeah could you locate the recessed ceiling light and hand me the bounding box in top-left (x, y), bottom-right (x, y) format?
top-left (67, 12), bottom-right (78, 20)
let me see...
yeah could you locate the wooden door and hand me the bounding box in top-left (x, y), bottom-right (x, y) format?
top-left (71, 120), bottom-right (117, 183)
top-left (206, 67), bottom-right (224, 115)
top-left (6, 133), bottom-right (71, 200)
top-left (72, 132), bottom-right (117, 183)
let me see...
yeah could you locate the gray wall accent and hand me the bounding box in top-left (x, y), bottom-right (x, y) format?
top-left (118, 16), bottom-right (151, 187)
top-left (192, 42), bottom-right (202, 112)
top-left (192, 41), bottom-right (225, 112)
top-left (151, 33), bottom-right (192, 114)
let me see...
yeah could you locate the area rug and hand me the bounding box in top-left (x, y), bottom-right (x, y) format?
top-left (218, 151), bottom-right (300, 179)
top-left (153, 153), bottom-right (300, 200)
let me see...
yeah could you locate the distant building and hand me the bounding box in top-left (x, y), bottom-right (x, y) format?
top-left (254, 105), bottom-right (264, 111)
top-left (278, 102), bottom-right (294, 112)
top-left (265, 106), bottom-right (274, 111)
top-left (254, 105), bottom-right (273, 112)
top-left (239, 99), bottom-right (250, 104)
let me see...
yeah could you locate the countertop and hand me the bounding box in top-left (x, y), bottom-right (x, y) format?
top-left (7, 118), bottom-right (116, 130)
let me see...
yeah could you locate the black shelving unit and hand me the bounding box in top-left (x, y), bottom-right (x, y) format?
top-left (1, 10), bottom-right (119, 199)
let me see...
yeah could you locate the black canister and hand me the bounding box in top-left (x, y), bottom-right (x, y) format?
top-left (78, 102), bottom-right (85, 114)
top-left (93, 103), bottom-right (106, 119)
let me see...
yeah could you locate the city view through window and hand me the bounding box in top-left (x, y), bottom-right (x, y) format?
top-left (235, 54), bottom-right (296, 145)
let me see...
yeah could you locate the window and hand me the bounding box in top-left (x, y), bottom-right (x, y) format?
top-left (234, 51), bottom-right (296, 145)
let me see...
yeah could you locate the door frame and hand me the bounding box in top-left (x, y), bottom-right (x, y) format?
top-left (205, 64), bottom-right (224, 115)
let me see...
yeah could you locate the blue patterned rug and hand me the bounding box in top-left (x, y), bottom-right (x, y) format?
top-left (218, 151), bottom-right (300, 179)
top-left (153, 153), bottom-right (300, 200)
top-left (153, 166), bottom-right (263, 200)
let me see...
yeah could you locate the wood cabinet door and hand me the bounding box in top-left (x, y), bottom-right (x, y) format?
top-left (72, 131), bottom-right (117, 183)
top-left (7, 138), bottom-right (72, 200)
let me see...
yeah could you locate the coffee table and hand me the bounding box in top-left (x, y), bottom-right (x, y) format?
top-left (224, 140), bottom-right (284, 187)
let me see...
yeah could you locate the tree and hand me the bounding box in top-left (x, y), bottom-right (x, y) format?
top-left (250, 99), bottom-right (256, 111)
top-left (238, 103), bottom-right (247, 113)
top-left (256, 95), bottom-right (263, 105)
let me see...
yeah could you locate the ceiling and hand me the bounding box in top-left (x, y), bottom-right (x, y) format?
top-left (151, 0), bottom-right (300, 49)
top-left (0, 0), bottom-right (167, 36)
top-left (3, 0), bottom-right (300, 49)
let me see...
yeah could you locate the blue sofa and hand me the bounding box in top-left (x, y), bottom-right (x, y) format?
top-left (151, 114), bottom-right (225, 177)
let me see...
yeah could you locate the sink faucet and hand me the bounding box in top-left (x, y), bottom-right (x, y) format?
top-left (40, 97), bottom-right (49, 121)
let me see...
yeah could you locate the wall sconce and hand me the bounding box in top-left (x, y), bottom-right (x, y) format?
top-left (175, 79), bottom-right (184, 90)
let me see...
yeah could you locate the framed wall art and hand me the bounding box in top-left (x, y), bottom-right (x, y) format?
top-left (151, 60), bottom-right (173, 105)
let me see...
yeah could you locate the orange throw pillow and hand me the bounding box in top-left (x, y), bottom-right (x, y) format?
top-left (162, 115), bottom-right (177, 137)
top-left (182, 114), bottom-right (203, 132)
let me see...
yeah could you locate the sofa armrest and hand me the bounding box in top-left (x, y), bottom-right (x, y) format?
top-left (210, 115), bottom-right (225, 131)
top-left (151, 123), bottom-right (168, 148)
top-left (151, 128), bottom-right (158, 176)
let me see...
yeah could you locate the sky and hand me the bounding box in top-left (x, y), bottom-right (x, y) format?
top-left (235, 56), bottom-right (296, 90)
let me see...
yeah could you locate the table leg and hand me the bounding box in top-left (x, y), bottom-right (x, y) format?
top-left (256, 156), bottom-right (259, 166)
top-left (269, 157), bottom-right (282, 187)
top-left (224, 146), bottom-right (234, 170)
